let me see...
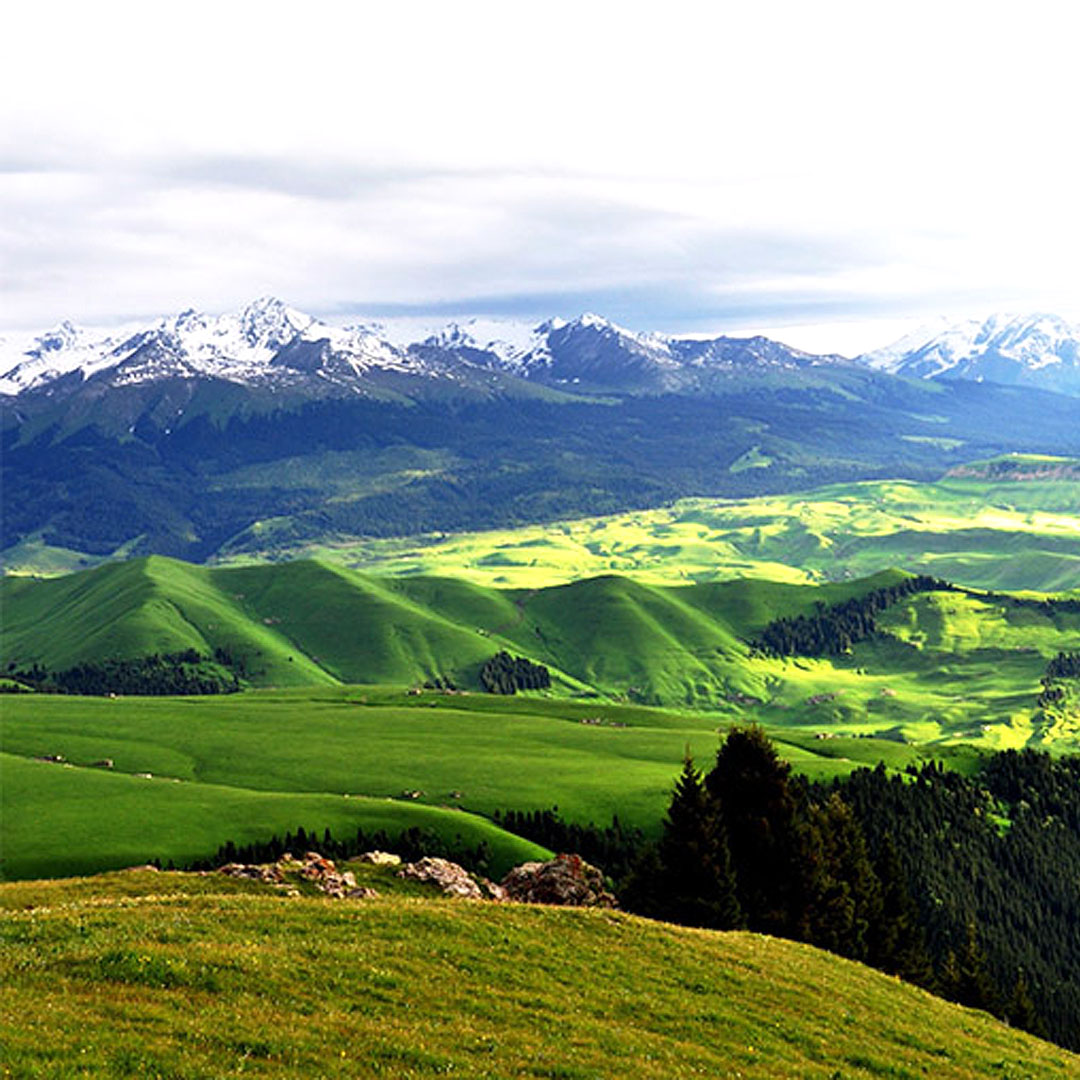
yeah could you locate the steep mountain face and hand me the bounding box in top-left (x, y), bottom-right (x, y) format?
top-left (861, 313), bottom-right (1080, 396)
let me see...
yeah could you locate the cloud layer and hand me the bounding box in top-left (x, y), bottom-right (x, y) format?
top-left (3, 1), bottom-right (1077, 345)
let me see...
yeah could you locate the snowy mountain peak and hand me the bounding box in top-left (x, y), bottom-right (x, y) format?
top-left (860, 312), bottom-right (1080, 395)
top-left (35, 320), bottom-right (84, 354)
top-left (238, 296), bottom-right (313, 350)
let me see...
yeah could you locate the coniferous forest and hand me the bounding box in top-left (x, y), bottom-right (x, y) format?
top-left (618, 728), bottom-right (1080, 1050)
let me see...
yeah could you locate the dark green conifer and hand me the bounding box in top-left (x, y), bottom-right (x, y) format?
top-left (657, 756), bottom-right (742, 930)
top-left (869, 833), bottom-right (935, 987)
top-left (705, 724), bottom-right (801, 936)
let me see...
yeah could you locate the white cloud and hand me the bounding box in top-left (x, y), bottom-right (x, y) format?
top-left (2, 0), bottom-right (1077, 343)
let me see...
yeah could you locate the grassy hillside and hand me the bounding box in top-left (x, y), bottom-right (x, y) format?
top-left (4, 558), bottom-right (1078, 736)
top-left (2, 870), bottom-right (1076, 1078)
top-left (238, 457), bottom-right (1080, 592)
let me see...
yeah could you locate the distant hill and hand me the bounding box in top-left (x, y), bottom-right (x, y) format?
top-left (2, 555), bottom-right (896, 701)
top-left (4, 558), bottom-right (1079, 749)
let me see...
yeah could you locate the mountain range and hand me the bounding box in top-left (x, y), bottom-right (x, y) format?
top-left (3, 299), bottom-right (1079, 570)
top-left (3, 300), bottom-right (1080, 398)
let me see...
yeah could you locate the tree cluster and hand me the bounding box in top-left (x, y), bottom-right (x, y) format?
top-left (184, 823), bottom-right (495, 879)
top-left (751, 575), bottom-right (951, 657)
top-left (480, 651), bottom-right (551, 694)
top-left (5, 650), bottom-right (241, 696)
top-left (491, 808), bottom-right (644, 883)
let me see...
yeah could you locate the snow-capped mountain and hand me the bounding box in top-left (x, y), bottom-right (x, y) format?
top-left (861, 313), bottom-right (1080, 397)
top-left (1, 299), bottom-right (854, 401)
top-left (414, 312), bottom-right (840, 392)
top-left (0, 298), bottom-right (444, 396)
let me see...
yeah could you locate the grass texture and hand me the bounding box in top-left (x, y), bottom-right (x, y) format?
top-left (1, 870), bottom-right (1076, 1078)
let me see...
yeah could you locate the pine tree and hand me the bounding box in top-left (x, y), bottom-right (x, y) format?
top-left (705, 725), bottom-right (802, 936)
top-left (1005, 971), bottom-right (1045, 1038)
top-left (870, 833), bottom-right (935, 987)
top-left (802, 792), bottom-right (882, 961)
top-left (657, 757), bottom-right (742, 930)
top-left (940, 917), bottom-right (999, 1015)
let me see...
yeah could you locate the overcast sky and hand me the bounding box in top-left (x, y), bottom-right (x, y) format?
top-left (2, 0), bottom-right (1077, 354)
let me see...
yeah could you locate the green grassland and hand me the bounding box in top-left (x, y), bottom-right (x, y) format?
top-left (2, 687), bottom-right (949, 882)
top-left (0, 681), bottom-right (1019, 883)
top-left (3, 547), bottom-right (1078, 882)
top-left (2, 870), bottom-right (1076, 1079)
top-left (229, 457), bottom-right (1080, 592)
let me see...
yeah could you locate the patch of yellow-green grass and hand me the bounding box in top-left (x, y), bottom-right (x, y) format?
top-left (214, 468), bottom-right (1080, 592)
top-left (1, 872), bottom-right (1076, 1079)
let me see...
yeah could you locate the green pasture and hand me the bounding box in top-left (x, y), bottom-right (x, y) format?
top-left (2, 872), bottom-right (1076, 1079)
top-left (0, 682), bottom-right (998, 883)
top-left (227, 462), bottom-right (1080, 592)
top-left (4, 557), bottom-right (1077, 743)
top-left (0, 752), bottom-right (549, 882)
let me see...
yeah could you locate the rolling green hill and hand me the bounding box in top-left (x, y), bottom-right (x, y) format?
top-left (4, 557), bottom-right (1078, 742)
top-left (1, 556), bottom-right (905, 701)
top-left (2, 870), bottom-right (1076, 1078)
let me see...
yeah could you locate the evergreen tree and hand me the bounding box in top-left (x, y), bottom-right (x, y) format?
top-left (705, 725), bottom-right (802, 936)
top-left (1005, 971), bottom-right (1045, 1038)
top-left (870, 833), bottom-right (934, 987)
top-left (656, 757), bottom-right (742, 930)
top-left (802, 792), bottom-right (882, 962)
top-left (940, 918), bottom-right (999, 1015)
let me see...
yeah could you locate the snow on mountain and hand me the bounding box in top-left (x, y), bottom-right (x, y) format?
top-left (20, 300), bottom-right (1076, 400)
top-left (0, 298), bottom-right (431, 395)
top-left (0, 321), bottom-right (139, 394)
top-left (416, 316), bottom-right (550, 371)
top-left (861, 313), bottom-right (1080, 395)
top-left (1, 302), bottom-right (854, 398)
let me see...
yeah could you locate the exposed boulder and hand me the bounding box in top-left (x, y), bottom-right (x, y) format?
top-left (500, 854), bottom-right (616, 908)
top-left (357, 850), bottom-right (402, 867)
top-left (396, 856), bottom-right (505, 900)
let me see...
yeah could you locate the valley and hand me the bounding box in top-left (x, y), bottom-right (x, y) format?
top-left (226, 454), bottom-right (1080, 593)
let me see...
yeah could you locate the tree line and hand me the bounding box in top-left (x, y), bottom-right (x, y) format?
top-left (4, 649), bottom-right (242, 696)
top-left (751, 575), bottom-right (952, 657)
top-left (183, 824), bottom-right (496, 879)
top-left (611, 729), bottom-right (1080, 1049)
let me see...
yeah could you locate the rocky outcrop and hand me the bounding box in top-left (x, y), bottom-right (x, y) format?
top-left (500, 854), bottom-right (616, 908)
top-left (219, 851), bottom-right (377, 900)
top-left (396, 856), bottom-right (506, 901)
top-left (211, 849), bottom-right (612, 908)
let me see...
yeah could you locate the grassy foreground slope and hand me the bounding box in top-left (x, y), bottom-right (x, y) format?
top-left (2, 871), bottom-right (1076, 1079)
top-left (261, 455), bottom-right (1080, 592)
